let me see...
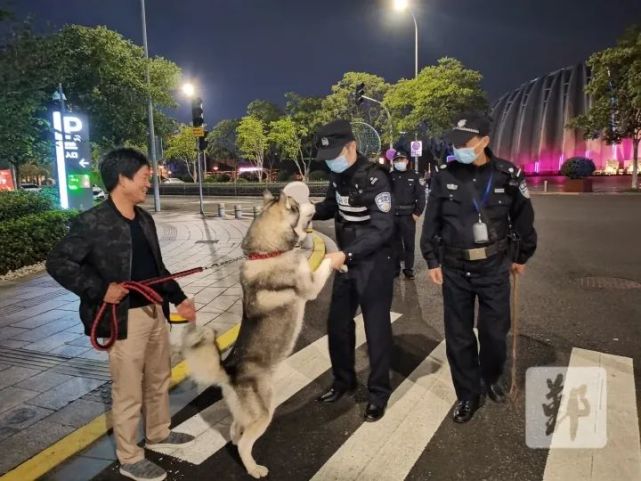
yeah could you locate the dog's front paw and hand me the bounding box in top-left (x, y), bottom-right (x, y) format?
top-left (247, 465), bottom-right (269, 479)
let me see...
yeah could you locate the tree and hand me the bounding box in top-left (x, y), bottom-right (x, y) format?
top-left (384, 57), bottom-right (488, 139)
top-left (284, 92), bottom-right (324, 164)
top-left (268, 117), bottom-right (309, 181)
top-left (246, 99), bottom-right (283, 125)
top-left (164, 125), bottom-right (198, 181)
top-left (321, 72), bottom-right (392, 145)
top-left (206, 119), bottom-right (240, 162)
top-left (236, 116), bottom-right (267, 182)
top-left (570, 26), bottom-right (641, 190)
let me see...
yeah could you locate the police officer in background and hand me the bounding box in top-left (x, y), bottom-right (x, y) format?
top-left (391, 149), bottom-right (425, 280)
top-left (313, 119), bottom-right (395, 422)
top-left (420, 113), bottom-right (537, 423)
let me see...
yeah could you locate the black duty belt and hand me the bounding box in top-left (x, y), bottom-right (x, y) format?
top-left (444, 238), bottom-right (509, 261)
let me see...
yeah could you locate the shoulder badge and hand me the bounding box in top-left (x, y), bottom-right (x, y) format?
top-left (519, 180), bottom-right (530, 199)
top-left (374, 192), bottom-right (392, 212)
top-left (446, 183), bottom-right (459, 191)
top-left (370, 176), bottom-right (378, 186)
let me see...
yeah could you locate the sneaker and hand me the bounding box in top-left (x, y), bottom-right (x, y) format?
top-left (119, 459), bottom-right (166, 481)
top-left (146, 431), bottom-right (195, 450)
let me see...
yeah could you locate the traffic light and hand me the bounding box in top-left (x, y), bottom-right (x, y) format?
top-left (191, 97), bottom-right (204, 128)
top-left (355, 82), bottom-right (365, 105)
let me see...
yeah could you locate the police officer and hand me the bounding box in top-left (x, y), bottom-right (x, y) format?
top-left (420, 113), bottom-right (537, 423)
top-left (391, 149), bottom-right (425, 279)
top-left (312, 119), bottom-right (395, 422)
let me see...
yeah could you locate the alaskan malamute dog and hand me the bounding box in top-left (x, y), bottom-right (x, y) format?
top-left (182, 191), bottom-right (332, 478)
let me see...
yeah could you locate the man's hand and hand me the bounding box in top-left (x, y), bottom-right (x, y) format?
top-left (325, 251), bottom-right (347, 271)
top-left (511, 263), bottom-right (526, 275)
top-left (104, 282), bottom-right (129, 304)
top-left (177, 299), bottom-right (197, 322)
top-left (412, 214), bottom-right (420, 223)
top-left (428, 267), bottom-right (443, 285)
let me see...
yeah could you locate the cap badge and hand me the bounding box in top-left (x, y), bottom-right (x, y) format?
top-left (457, 119), bottom-right (467, 128)
top-left (321, 137), bottom-right (329, 147)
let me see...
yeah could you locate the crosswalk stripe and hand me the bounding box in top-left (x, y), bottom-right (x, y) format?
top-left (542, 347), bottom-right (641, 481)
top-left (310, 340), bottom-right (456, 481)
top-left (147, 311), bottom-right (403, 464)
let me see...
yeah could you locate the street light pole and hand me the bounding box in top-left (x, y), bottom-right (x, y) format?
top-left (140, 0), bottom-right (161, 212)
top-left (412, 12), bottom-right (418, 79)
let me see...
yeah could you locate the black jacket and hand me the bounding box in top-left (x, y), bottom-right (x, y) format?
top-left (420, 152), bottom-right (537, 269)
top-left (391, 168), bottom-right (426, 216)
top-left (46, 200), bottom-right (186, 339)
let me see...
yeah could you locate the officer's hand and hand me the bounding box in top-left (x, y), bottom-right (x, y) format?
top-left (177, 299), bottom-right (197, 322)
top-left (412, 214), bottom-right (420, 223)
top-left (511, 263), bottom-right (526, 275)
top-left (104, 282), bottom-right (129, 304)
top-left (325, 251), bottom-right (347, 271)
top-left (428, 267), bottom-right (443, 285)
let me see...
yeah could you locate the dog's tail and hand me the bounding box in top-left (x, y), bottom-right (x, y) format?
top-left (181, 324), bottom-right (230, 386)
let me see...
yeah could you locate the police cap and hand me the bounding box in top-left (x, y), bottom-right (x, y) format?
top-left (445, 113), bottom-right (492, 147)
top-left (314, 120), bottom-right (356, 161)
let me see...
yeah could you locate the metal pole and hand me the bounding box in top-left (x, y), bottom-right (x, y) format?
top-left (196, 140), bottom-right (205, 215)
top-left (412, 12), bottom-right (418, 79)
top-left (140, 0), bottom-right (161, 212)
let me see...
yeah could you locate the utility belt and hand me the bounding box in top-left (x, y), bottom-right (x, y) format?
top-left (443, 238), bottom-right (509, 262)
top-left (395, 204), bottom-right (415, 215)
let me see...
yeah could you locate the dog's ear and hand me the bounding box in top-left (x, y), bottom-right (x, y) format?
top-left (279, 191), bottom-right (291, 210)
top-left (263, 190), bottom-right (274, 206)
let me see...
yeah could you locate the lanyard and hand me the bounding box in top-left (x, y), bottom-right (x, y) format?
top-left (472, 171), bottom-right (494, 215)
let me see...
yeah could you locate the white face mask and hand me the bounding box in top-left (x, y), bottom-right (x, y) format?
top-left (393, 161), bottom-right (408, 171)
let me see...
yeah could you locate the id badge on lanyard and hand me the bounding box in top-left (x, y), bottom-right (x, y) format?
top-left (472, 171), bottom-right (494, 244)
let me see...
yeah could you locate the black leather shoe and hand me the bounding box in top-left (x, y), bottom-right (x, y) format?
top-left (403, 269), bottom-right (415, 280)
top-left (486, 382), bottom-right (507, 404)
top-left (452, 395), bottom-right (485, 424)
top-left (316, 386), bottom-right (355, 403)
top-left (364, 403), bottom-right (386, 422)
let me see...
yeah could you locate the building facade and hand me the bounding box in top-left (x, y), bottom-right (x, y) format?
top-left (491, 62), bottom-right (637, 174)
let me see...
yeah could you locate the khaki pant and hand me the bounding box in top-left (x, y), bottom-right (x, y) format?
top-left (108, 305), bottom-right (171, 464)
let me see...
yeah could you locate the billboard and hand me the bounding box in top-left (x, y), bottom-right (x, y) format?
top-left (52, 111), bottom-right (93, 210)
top-left (0, 170), bottom-right (15, 191)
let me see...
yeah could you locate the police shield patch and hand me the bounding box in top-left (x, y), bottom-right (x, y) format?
top-left (519, 180), bottom-right (530, 199)
top-left (375, 192), bottom-right (392, 212)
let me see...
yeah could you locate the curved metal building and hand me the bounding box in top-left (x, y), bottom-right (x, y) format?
top-left (491, 62), bottom-right (636, 174)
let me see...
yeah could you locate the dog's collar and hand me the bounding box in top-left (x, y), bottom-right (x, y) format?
top-left (246, 251), bottom-right (285, 261)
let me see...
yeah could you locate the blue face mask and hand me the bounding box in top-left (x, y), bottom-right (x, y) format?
top-left (325, 154), bottom-right (350, 173)
top-left (393, 162), bottom-right (407, 172)
top-left (453, 141), bottom-right (482, 164)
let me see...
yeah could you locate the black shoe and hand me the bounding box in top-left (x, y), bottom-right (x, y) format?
top-left (403, 269), bottom-right (415, 280)
top-left (452, 395), bottom-right (485, 424)
top-left (364, 403), bottom-right (386, 422)
top-left (316, 385), bottom-right (356, 403)
top-left (486, 382), bottom-right (507, 404)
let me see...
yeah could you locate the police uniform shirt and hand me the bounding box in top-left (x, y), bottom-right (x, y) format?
top-left (420, 150), bottom-right (537, 269)
top-left (391, 169), bottom-right (426, 216)
top-left (313, 155), bottom-right (395, 265)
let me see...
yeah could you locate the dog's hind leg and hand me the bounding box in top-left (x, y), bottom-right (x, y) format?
top-left (229, 420), bottom-right (242, 446)
top-left (237, 415), bottom-right (271, 479)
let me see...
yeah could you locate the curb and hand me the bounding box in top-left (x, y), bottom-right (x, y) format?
top-left (0, 232), bottom-right (326, 481)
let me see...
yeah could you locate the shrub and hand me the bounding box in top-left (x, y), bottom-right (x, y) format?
top-left (309, 170), bottom-right (329, 181)
top-left (0, 190), bottom-right (52, 223)
top-left (236, 177), bottom-right (249, 183)
top-left (560, 157), bottom-right (596, 179)
top-left (0, 210), bottom-right (78, 274)
top-left (39, 186), bottom-right (61, 209)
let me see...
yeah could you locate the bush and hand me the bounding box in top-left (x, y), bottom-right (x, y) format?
top-left (39, 186), bottom-right (61, 209)
top-left (204, 173), bottom-right (231, 183)
top-left (0, 210), bottom-right (78, 274)
top-left (0, 190), bottom-right (53, 223)
top-left (236, 177), bottom-right (249, 183)
top-left (560, 157), bottom-right (596, 179)
top-left (309, 170), bottom-right (329, 181)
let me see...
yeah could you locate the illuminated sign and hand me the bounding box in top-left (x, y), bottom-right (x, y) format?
top-left (0, 170), bottom-right (15, 191)
top-left (52, 112), bottom-right (93, 210)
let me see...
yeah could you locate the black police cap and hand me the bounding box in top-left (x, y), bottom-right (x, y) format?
top-left (445, 113), bottom-right (492, 147)
top-left (314, 120), bottom-right (356, 161)
top-left (393, 149), bottom-right (410, 161)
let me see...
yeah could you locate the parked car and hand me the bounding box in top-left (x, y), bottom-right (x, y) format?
top-left (92, 186), bottom-right (107, 201)
top-left (20, 183), bottom-right (41, 193)
top-left (162, 177), bottom-right (185, 184)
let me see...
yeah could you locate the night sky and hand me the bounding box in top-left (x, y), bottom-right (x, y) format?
top-left (10, 0), bottom-right (641, 125)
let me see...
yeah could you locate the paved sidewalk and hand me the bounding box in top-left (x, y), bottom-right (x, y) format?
top-left (0, 212), bottom-right (251, 476)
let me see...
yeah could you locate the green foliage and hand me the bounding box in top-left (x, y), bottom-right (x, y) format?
top-left (384, 58), bottom-right (488, 138)
top-left (206, 119), bottom-right (240, 160)
top-left (204, 173), bottom-right (231, 183)
top-left (0, 210), bottom-right (77, 274)
top-left (39, 186), bottom-right (61, 209)
top-left (0, 190), bottom-right (52, 222)
top-left (246, 99), bottom-right (283, 124)
top-left (236, 116), bottom-right (267, 181)
top-left (164, 125), bottom-right (198, 181)
top-left (560, 157), bottom-right (596, 179)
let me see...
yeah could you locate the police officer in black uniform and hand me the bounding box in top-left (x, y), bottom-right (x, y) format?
top-left (312, 120), bottom-right (395, 422)
top-left (391, 149), bottom-right (426, 280)
top-left (420, 113), bottom-right (537, 423)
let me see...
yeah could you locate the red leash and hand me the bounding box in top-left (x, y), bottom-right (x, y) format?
top-left (90, 267), bottom-right (203, 351)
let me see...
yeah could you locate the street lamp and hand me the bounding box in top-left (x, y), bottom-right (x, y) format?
top-left (182, 82), bottom-right (195, 98)
top-left (393, 0), bottom-right (419, 79)
top-left (181, 82), bottom-right (206, 215)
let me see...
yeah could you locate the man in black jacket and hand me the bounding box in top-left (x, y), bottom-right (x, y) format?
top-left (47, 148), bottom-right (196, 481)
top-left (312, 120), bottom-right (395, 422)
